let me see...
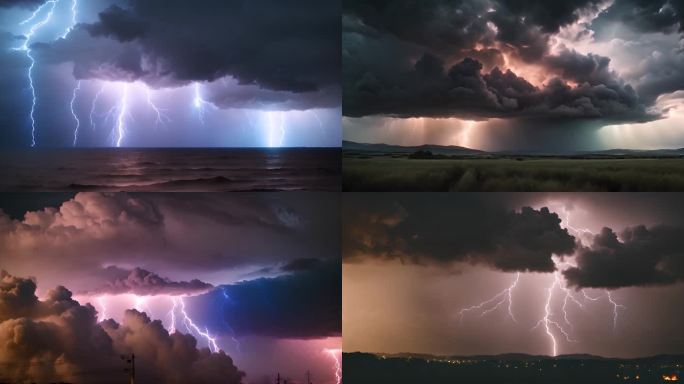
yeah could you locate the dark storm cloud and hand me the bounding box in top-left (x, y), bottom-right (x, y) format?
top-left (595, 0), bottom-right (684, 34)
top-left (343, 194), bottom-right (576, 272)
top-left (564, 225), bottom-right (684, 289)
top-left (0, 271), bottom-right (244, 384)
top-left (37, 0), bottom-right (340, 94)
top-left (193, 260), bottom-right (341, 339)
top-left (345, 52), bottom-right (650, 121)
top-left (86, 267), bottom-right (214, 296)
top-left (342, 0), bottom-right (655, 121)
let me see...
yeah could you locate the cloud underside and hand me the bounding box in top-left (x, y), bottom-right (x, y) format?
top-left (343, 195), bottom-right (684, 289)
top-left (343, 0), bottom-right (684, 122)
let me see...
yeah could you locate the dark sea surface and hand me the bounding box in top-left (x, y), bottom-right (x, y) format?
top-left (0, 148), bottom-right (340, 191)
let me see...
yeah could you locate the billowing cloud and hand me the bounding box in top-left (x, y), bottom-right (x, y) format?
top-left (0, 192), bottom-right (339, 291)
top-left (0, 270), bottom-right (244, 384)
top-left (564, 225), bottom-right (684, 288)
top-left (343, 194), bottom-right (576, 272)
top-left (86, 267), bottom-right (214, 296)
top-left (191, 259), bottom-right (341, 339)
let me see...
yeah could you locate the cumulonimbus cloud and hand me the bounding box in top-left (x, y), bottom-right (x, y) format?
top-left (0, 270), bottom-right (244, 384)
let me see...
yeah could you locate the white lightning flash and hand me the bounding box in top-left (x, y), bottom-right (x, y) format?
top-left (146, 88), bottom-right (170, 127)
top-left (193, 82), bottom-right (212, 125)
top-left (89, 84), bottom-right (105, 130)
top-left (323, 348), bottom-right (342, 384)
top-left (115, 84), bottom-right (129, 147)
top-left (177, 296), bottom-right (220, 353)
top-left (458, 272), bottom-right (520, 323)
top-left (266, 111), bottom-right (286, 147)
top-left (70, 80), bottom-right (81, 146)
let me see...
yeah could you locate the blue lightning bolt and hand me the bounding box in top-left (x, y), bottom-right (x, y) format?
top-left (14, 0), bottom-right (58, 147)
top-left (176, 296), bottom-right (220, 353)
top-left (70, 80), bottom-right (81, 146)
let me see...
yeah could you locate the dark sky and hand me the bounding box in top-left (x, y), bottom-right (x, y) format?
top-left (0, 192), bottom-right (341, 384)
top-left (0, 0), bottom-right (341, 147)
top-left (342, 193), bottom-right (684, 358)
top-left (343, 0), bottom-right (684, 151)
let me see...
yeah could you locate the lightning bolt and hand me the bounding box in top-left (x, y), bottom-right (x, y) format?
top-left (267, 111), bottom-right (286, 147)
top-left (193, 82), bottom-right (212, 125)
top-left (146, 88), bottom-right (170, 127)
top-left (168, 297), bottom-right (178, 334)
top-left (458, 272), bottom-right (519, 323)
top-left (177, 296), bottom-right (220, 353)
top-left (96, 296), bottom-right (108, 322)
top-left (323, 348), bottom-right (342, 384)
top-left (70, 80), bottom-right (81, 146)
top-left (115, 84), bottom-right (129, 147)
top-left (14, 0), bottom-right (58, 147)
top-left (606, 290), bottom-right (626, 332)
top-left (89, 84), bottom-right (105, 130)
top-left (532, 270), bottom-right (578, 357)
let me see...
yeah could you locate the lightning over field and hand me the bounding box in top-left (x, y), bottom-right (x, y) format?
top-left (343, 193), bottom-right (684, 361)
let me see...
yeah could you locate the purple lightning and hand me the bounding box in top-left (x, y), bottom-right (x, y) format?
top-left (177, 296), bottom-right (220, 353)
top-left (323, 348), bottom-right (342, 384)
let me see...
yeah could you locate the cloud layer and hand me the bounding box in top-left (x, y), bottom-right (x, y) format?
top-left (86, 267), bottom-right (214, 296)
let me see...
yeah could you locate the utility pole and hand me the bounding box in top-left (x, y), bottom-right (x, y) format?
top-left (122, 353), bottom-right (135, 384)
top-left (307, 370), bottom-right (312, 384)
top-left (276, 372), bottom-right (281, 384)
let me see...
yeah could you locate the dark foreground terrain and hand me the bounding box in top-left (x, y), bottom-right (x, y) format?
top-left (344, 352), bottom-right (683, 384)
top-left (344, 153), bottom-right (684, 191)
top-left (0, 148), bottom-right (340, 191)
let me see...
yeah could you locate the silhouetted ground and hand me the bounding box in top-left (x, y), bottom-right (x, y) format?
top-left (343, 153), bottom-right (684, 191)
top-left (344, 352), bottom-right (683, 384)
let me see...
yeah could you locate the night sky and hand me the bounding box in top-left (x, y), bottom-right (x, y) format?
top-left (0, 0), bottom-right (341, 147)
top-left (0, 193), bottom-right (341, 384)
top-left (343, 0), bottom-right (684, 151)
top-left (342, 193), bottom-right (684, 358)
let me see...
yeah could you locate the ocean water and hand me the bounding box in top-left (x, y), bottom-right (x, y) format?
top-left (0, 148), bottom-right (340, 191)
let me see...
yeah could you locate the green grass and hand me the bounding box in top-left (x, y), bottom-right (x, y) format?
top-left (343, 156), bottom-right (684, 191)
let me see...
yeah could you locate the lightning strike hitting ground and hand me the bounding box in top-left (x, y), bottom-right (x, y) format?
top-left (458, 272), bottom-right (520, 323)
top-left (70, 80), bottom-right (81, 146)
top-left (115, 84), bottom-right (129, 147)
top-left (323, 348), bottom-right (342, 384)
top-left (266, 111), bottom-right (286, 147)
top-left (456, 204), bottom-right (628, 356)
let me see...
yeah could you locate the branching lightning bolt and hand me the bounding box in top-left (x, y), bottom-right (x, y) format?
top-left (323, 348), bottom-right (342, 384)
top-left (96, 296), bottom-right (108, 322)
top-left (15, 0), bottom-right (58, 147)
top-left (458, 272), bottom-right (520, 323)
top-left (70, 80), bottom-right (81, 146)
top-left (146, 88), bottom-right (170, 127)
top-left (177, 297), bottom-right (220, 353)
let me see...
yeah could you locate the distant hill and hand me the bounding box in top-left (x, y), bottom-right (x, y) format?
top-left (350, 351), bottom-right (684, 362)
top-left (342, 141), bottom-right (486, 156)
top-left (343, 140), bottom-right (684, 158)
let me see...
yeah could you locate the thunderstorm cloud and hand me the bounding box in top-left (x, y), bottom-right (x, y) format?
top-left (85, 267), bottom-right (214, 297)
top-left (0, 270), bottom-right (244, 384)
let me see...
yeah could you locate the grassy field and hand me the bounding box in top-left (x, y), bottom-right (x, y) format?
top-left (343, 155), bottom-right (684, 191)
